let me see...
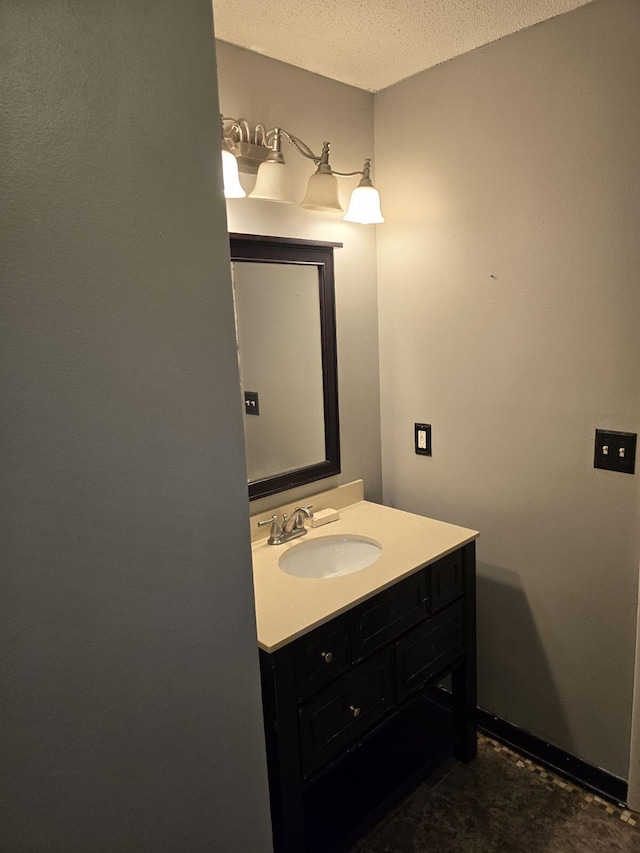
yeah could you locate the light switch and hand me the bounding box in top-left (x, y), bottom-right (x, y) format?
top-left (244, 391), bottom-right (260, 416)
top-left (594, 429), bottom-right (636, 474)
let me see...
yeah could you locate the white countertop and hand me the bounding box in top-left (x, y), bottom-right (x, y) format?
top-left (252, 500), bottom-right (479, 652)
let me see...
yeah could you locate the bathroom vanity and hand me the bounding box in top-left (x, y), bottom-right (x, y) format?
top-left (252, 486), bottom-right (479, 852)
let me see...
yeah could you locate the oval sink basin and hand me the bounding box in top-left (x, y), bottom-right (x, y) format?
top-left (279, 534), bottom-right (382, 579)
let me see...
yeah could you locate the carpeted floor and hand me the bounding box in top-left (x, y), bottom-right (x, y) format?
top-left (351, 734), bottom-right (640, 852)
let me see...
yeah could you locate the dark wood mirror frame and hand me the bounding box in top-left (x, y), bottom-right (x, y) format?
top-left (229, 233), bottom-right (342, 501)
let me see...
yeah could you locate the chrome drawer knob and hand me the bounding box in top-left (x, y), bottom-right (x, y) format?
top-left (349, 705), bottom-right (361, 718)
top-left (321, 651), bottom-right (334, 664)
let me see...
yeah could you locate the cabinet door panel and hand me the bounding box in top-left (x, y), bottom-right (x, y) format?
top-left (350, 572), bottom-right (427, 661)
top-left (395, 600), bottom-right (465, 702)
top-left (294, 615), bottom-right (350, 701)
top-left (299, 649), bottom-right (394, 778)
top-left (428, 550), bottom-right (464, 614)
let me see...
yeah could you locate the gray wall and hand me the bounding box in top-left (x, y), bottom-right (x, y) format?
top-left (375, 0), bottom-right (640, 779)
top-left (216, 41), bottom-right (383, 515)
top-left (1, 2), bottom-right (273, 850)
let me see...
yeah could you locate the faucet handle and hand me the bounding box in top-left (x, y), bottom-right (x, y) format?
top-left (258, 514), bottom-right (282, 545)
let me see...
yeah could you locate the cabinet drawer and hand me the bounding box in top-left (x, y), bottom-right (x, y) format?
top-left (299, 649), bottom-right (394, 778)
top-left (395, 600), bottom-right (465, 702)
top-left (428, 550), bottom-right (464, 614)
top-left (294, 615), bottom-right (350, 701)
top-left (350, 571), bottom-right (427, 662)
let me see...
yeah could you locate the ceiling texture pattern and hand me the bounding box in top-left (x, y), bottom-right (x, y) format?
top-left (213, 0), bottom-right (594, 91)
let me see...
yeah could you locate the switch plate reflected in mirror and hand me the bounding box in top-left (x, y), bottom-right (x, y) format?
top-left (244, 391), bottom-right (260, 416)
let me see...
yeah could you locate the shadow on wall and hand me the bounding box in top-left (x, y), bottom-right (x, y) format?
top-left (476, 561), bottom-right (573, 754)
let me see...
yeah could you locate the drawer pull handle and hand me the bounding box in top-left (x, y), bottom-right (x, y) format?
top-left (321, 651), bottom-right (334, 664)
top-left (349, 704), bottom-right (361, 718)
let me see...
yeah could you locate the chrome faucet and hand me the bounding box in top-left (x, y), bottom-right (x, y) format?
top-left (258, 505), bottom-right (313, 545)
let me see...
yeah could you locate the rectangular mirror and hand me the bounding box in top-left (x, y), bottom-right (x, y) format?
top-left (230, 234), bottom-right (341, 500)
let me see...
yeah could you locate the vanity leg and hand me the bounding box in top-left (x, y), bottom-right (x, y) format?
top-left (452, 660), bottom-right (477, 762)
top-left (259, 647), bottom-right (306, 853)
top-left (452, 541), bottom-right (477, 763)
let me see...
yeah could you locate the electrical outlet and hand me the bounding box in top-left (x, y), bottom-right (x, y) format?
top-left (594, 429), bottom-right (636, 474)
top-left (415, 423), bottom-right (432, 456)
top-left (244, 391), bottom-right (260, 416)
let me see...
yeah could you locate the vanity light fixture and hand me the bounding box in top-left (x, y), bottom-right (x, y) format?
top-left (249, 127), bottom-right (297, 204)
top-left (221, 147), bottom-right (246, 198)
top-left (343, 160), bottom-right (385, 224)
top-left (220, 115), bottom-right (384, 224)
top-left (220, 118), bottom-right (246, 199)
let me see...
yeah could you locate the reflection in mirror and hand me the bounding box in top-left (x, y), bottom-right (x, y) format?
top-left (233, 262), bottom-right (325, 480)
top-left (229, 234), bottom-right (342, 501)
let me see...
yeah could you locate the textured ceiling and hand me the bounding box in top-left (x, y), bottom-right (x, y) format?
top-left (213, 0), bottom-right (594, 92)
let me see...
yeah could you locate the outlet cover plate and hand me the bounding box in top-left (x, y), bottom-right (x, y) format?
top-left (594, 429), bottom-right (636, 474)
top-left (415, 423), bottom-right (432, 456)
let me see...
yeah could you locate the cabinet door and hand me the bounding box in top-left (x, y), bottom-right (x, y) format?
top-left (395, 600), bottom-right (465, 702)
top-left (294, 614), bottom-right (350, 701)
top-left (299, 649), bottom-right (394, 778)
top-left (428, 550), bottom-right (464, 614)
top-left (350, 571), bottom-right (427, 661)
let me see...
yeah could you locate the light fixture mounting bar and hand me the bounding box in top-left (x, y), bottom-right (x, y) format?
top-left (221, 116), bottom-right (270, 174)
top-left (221, 115), bottom-right (368, 177)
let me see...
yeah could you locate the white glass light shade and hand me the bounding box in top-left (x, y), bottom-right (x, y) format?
top-left (300, 171), bottom-right (343, 212)
top-left (222, 149), bottom-right (246, 198)
top-left (343, 185), bottom-right (385, 224)
top-left (249, 160), bottom-right (296, 203)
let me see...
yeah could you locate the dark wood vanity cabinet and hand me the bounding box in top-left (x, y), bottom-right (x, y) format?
top-left (259, 541), bottom-right (476, 853)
